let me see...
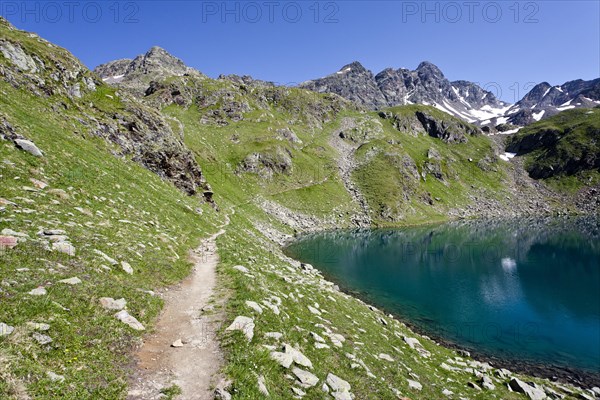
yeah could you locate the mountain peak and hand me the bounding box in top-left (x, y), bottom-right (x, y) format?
top-left (338, 61), bottom-right (369, 74)
top-left (416, 61), bottom-right (444, 78)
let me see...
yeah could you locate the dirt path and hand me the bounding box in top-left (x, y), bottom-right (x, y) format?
top-left (127, 214), bottom-right (230, 400)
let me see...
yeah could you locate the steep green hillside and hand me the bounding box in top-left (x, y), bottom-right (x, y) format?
top-left (506, 107), bottom-right (600, 191)
top-left (0, 20), bottom-right (222, 398)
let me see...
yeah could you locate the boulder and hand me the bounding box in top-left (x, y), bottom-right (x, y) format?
top-left (225, 316), bottom-right (255, 341)
top-left (114, 310), bottom-right (145, 331)
top-left (509, 378), bottom-right (547, 400)
top-left (292, 367), bottom-right (319, 387)
top-left (14, 139), bottom-right (43, 156)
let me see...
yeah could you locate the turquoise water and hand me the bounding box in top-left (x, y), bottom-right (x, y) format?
top-left (285, 217), bottom-right (600, 373)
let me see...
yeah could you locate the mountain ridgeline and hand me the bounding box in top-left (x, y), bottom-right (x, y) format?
top-left (299, 61), bottom-right (600, 129)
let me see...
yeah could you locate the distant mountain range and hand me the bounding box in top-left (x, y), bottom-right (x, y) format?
top-left (299, 61), bottom-right (600, 128)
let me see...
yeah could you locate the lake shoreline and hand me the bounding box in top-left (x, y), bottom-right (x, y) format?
top-left (340, 283), bottom-right (600, 390)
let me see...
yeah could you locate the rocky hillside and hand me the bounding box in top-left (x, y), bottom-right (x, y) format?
top-left (299, 61), bottom-right (510, 124)
top-left (506, 107), bottom-right (600, 181)
top-left (0, 18), bottom-right (212, 199)
top-left (497, 78), bottom-right (600, 126)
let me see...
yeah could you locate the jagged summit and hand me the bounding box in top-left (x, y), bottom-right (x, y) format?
top-left (93, 46), bottom-right (202, 93)
top-left (301, 61), bottom-right (508, 123)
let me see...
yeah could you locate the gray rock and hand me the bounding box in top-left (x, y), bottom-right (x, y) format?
top-left (245, 301), bottom-right (263, 314)
top-left (27, 322), bottom-right (50, 331)
top-left (326, 373), bottom-right (351, 393)
top-left (171, 339), bottom-right (184, 348)
top-left (225, 316), bottom-right (255, 341)
top-left (0, 322), bottom-right (14, 336)
top-left (120, 261), bottom-right (133, 275)
top-left (408, 379), bottom-right (423, 391)
top-left (94, 249), bottom-right (118, 265)
top-left (47, 371), bottom-right (65, 382)
top-left (58, 277), bottom-right (81, 285)
top-left (33, 332), bottom-right (52, 345)
top-left (0, 40), bottom-right (38, 72)
top-left (270, 351), bottom-right (293, 368)
top-left (114, 310), bottom-right (145, 331)
top-left (257, 375), bottom-right (269, 396)
top-left (509, 378), bottom-right (547, 400)
top-left (264, 332), bottom-right (283, 340)
top-left (14, 139), bottom-right (43, 156)
top-left (28, 286), bottom-right (47, 296)
top-left (99, 297), bottom-right (127, 311)
top-left (233, 265), bottom-right (249, 273)
top-left (292, 367), bottom-right (319, 387)
top-left (378, 353), bottom-right (394, 362)
top-left (284, 344), bottom-right (313, 368)
top-left (481, 375), bottom-right (496, 390)
top-left (52, 242), bottom-right (76, 255)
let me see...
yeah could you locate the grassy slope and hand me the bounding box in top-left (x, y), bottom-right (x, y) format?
top-left (354, 106), bottom-right (508, 225)
top-left (0, 80), bottom-right (222, 398)
top-left (507, 107), bottom-right (600, 192)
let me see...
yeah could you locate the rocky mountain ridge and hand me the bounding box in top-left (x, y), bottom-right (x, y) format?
top-left (299, 61), bottom-right (511, 124)
top-left (300, 61), bottom-right (600, 129)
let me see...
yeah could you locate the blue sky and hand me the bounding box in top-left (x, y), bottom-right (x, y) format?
top-left (2, 1), bottom-right (599, 103)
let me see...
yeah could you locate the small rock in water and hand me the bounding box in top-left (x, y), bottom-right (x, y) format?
top-left (58, 277), bottom-right (81, 285)
top-left (99, 297), bottom-right (127, 311)
top-left (171, 339), bottom-right (184, 348)
top-left (114, 310), bottom-right (145, 331)
top-left (225, 316), bottom-right (255, 341)
top-left (0, 322), bottom-right (15, 336)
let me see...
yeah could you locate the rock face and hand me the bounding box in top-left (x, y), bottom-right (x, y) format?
top-left (378, 107), bottom-right (481, 144)
top-left (502, 78), bottom-right (600, 126)
top-left (300, 61), bottom-right (509, 123)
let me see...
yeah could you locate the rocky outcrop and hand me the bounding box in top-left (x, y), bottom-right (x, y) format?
top-left (378, 107), bottom-right (481, 143)
top-left (94, 46), bottom-right (203, 95)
